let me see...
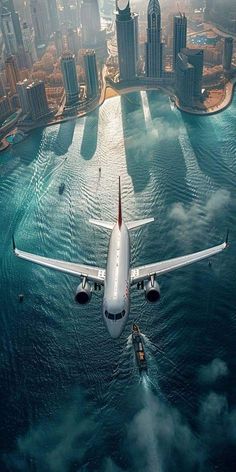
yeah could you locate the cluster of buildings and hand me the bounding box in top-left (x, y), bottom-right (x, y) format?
top-left (0, 0), bottom-right (102, 126)
top-left (0, 0), bottom-right (235, 128)
top-left (115, 0), bottom-right (235, 107)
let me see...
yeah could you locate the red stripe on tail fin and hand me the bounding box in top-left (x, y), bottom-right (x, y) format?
top-left (118, 176), bottom-right (122, 228)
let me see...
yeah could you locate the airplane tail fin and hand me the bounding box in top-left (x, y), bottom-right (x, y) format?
top-left (126, 218), bottom-right (154, 230)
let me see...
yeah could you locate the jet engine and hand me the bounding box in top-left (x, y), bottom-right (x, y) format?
top-left (145, 277), bottom-right (160, 303)
top-left (75, 279), bottom-right (92, 304)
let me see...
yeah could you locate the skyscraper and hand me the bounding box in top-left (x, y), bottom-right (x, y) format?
top-left (5, 55), bottom-right (19, 94)
top-left (176, 53), bottom-right (195, 106)
top-left (3, 0), bottom-right (24, 46)
top-left (60, 53), bottom-right (79, 106)
top-left (116, 0), bottom-right (138, 81)
top-left (223, 37), bottom-right (233, 71)
top-left (1, 8), bottom-right (17, 56)
top-left (46, 0), bottom-right (59, 34)
top-left (30, 0), bottom-right (50, 48)
top-left (16, 78), bottom-right (30, 114)
top-left (22, 21), bottom-right (37, 67)
top-left (82, 49), bottom-right (99, 98)
top-left (173, 14), bottom-right (187, 70)
top-left (80, 0), bottom-right (101, 47)
top-left (180, 48), bottom-right (204, 98)
top-left (26, 81), bottom-right (49, 121)
top-left (145, 0), bottom-right (162, 78)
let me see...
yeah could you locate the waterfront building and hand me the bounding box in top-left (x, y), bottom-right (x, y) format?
top-left (30, 0), bottom-right (50, 49)
top-left (1, 8), bottom-right (18, 56)
top-left (16, 79), bottom-right (30, 114)
top-left (80, 0), bottom-right (101, 47)
top-left (25, 81), bottom-right (49, 121)
top-left (173, 14), bottom-right (187, 70)
top-left (5, 55), bottom-right (19, 94)
top-left (116, 0), bottom-right (138, 81)
top-left (223, 37), bottom-right (233, 71)
top-left (176, 52), bottom-right (195, 106)
top-left (47, 0), bottom-right (60, 34)
top-left (180, 48), bottom-right (203, 98)
top-left (145, 0), bottom-right (162, 78)
top-left (60, 53), bottom-right (79, 106)
top-left (82, 49), bottom-right (99, 98)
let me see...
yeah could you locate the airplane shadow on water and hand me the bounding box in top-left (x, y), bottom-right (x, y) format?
top-left (54, 119), bottom-right (76, 156)
top-left (80, 108), bottom-right (99, 160)
top-left (121, 92), bottom-right (151, 193)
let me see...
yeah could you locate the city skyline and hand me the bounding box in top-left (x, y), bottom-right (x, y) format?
top-left (0, 0), bottom-right (234, 134)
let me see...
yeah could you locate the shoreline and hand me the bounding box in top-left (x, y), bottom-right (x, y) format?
top-left (175, 77), bottom-right (236, 116)
top-left (1, 76), bottom-right (235, 152)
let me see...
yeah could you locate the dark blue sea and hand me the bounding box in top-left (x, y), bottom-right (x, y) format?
top-left (0, 91), bottom-right (236, 472)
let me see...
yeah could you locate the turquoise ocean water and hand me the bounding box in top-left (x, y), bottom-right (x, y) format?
top-left (0, 91), bottom-right (236, 471)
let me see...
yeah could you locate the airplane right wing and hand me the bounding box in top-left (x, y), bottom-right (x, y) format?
top-left (131, 238), bottom-right (228, 285)
top-left (13, 240), bottom-right (106, 284)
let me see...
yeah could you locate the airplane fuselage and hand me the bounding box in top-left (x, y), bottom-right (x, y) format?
top-left (103, 222), bottom-right (130, 338)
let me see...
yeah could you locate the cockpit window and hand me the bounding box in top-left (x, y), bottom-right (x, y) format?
top-left (105, 310), bottom-right (126, 321)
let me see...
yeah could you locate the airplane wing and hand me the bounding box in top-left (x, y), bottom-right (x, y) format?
top-left (13, 239), bottom-right (106, 284)
top-left (130, 238), bottom-right (228, 285)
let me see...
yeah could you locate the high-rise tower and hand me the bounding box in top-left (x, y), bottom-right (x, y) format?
top-left (46, 0), bottom-right (59, 34)
top-left (26, 81), bottom-right (49, 121)
top-left (80, 0), bottom-right (101, 47)
top-left (223, 37), bottom-right (233, 71)
top-left (60, 53), bottom-right (80, 106)
top-left (173, 14), bottom-right (187, 70)
top-left (145, 0), bottom-right (162, 78)
top-left (1, 8), bottom-right (17, 56)
top-left (116, 0), bottom-right (138, 81)
top-left (30, 0), bottom-right (50, 48)
top-left (3, 0), bottom-right (24, 46)
top-left (82, 49), bottom-right (99, 98)
top-left (5, 55), bottom-right (19, 94)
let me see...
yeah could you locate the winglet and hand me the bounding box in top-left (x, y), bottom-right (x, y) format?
top-left (118, 176), bottom-right (122, 228)
top-left (226, 229), bottom-right (230, 247)
top-left (12, 234), bottom-right (16, 251)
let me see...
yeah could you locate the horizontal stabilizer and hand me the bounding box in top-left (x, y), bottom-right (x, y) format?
top-left (89, 219), bottom-right (114, 230)
top-left (126, 218), bottom-right (154, 230)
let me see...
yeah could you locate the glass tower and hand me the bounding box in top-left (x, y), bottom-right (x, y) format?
top-left (60, 53), bottom-right (80, 106)
top-left (82, 49), bottom-right (99, 98)
top-left (145, 0), bottom-right (162, 78)
top-left (115, 0), bottom-right (138, 81)
top-left (173, 14), bottom-right (187, 70)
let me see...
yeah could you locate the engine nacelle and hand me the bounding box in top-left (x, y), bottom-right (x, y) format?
top-left (75, 280), bottom-right (92, 304)
top-left (145, 278), bottom-right (160, 303)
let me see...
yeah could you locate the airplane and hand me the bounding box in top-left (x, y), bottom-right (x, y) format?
top-left (13, 178), bottom-right (229, 339)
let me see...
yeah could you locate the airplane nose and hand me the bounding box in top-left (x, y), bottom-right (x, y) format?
top-left (107, 321), bottom-right (124, 339)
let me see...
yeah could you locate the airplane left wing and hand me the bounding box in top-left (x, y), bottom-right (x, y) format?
top-left (131, 239), bottom-right (228, 285)
top-left (13, 240), bottom-right (106, 284)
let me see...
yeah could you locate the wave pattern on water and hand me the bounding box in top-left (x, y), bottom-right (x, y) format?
top-left (0, 91), bottom-right (236, 472)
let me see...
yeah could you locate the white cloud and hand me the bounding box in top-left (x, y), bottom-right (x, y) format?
top-left (198, 358), bottom-right (229, 385)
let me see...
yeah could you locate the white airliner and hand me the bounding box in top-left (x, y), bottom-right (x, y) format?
top-left (13, 178), bottom-right (229, 339)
